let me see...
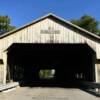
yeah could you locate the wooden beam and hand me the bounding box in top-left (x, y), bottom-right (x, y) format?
top-left (3, 51), bottom-right (7, 84)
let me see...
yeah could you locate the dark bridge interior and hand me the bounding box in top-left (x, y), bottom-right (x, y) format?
top-left (7, 43), bottom-right (96, 87)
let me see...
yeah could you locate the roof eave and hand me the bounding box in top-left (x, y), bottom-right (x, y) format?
top-left (0, 13), bottom-right (100, 42)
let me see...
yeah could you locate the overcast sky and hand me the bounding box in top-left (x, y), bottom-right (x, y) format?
top-left (0, 0), bottom-right (100, 28)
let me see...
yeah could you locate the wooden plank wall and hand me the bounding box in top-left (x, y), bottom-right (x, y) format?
top-left (0, 18), bottom-right (99, 59)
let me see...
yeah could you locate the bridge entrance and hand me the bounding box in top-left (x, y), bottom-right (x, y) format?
top-left (7, 43), bottom-right (96, 87)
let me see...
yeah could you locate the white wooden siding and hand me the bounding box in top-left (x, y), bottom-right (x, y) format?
top-left (0, 18), bottom-right (99, 59)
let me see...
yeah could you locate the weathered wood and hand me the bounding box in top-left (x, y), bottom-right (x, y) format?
top-left (0, 18), bottom-right (98, 59)
top-left (2, 52), bottom-right (7, 84)
top-left (0, 14), bottom-right (99, 83)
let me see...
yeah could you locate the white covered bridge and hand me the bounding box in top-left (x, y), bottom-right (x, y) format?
top-left (0, 14), bottom-right (100, 86)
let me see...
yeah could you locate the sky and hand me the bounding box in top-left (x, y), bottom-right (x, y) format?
top-left (0, 0), bottom-right (100, 28)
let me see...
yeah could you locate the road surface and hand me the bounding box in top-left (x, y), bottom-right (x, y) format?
top-left (0, 87), bottom-right (99, 100)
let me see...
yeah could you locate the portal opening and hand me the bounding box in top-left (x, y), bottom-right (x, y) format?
top-left (6, 43), bottom-right (96, 87)
top-left (39, 69), bottom-right (55, 80)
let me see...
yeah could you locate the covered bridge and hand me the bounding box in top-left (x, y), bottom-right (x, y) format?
top-left (0, 13), bottom-right (100, 86)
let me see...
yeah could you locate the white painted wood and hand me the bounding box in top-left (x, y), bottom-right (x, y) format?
top-left (0, 18), bottom-right (98, 59)
top-left (2, 52), bottom-right (7, 84)
top-left (0, 16), bottom-right (99, 83)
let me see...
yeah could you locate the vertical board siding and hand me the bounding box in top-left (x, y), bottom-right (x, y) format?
top-left (0, 18), bottom-right (98, 59)
top-left (0, 17), bottom-right (99, 84)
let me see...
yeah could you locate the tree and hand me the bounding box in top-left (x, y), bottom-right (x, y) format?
top-left (0, 15), bottom-right (15, 35)
top-left (39, 69), bottom-right (55, 79)
top-left (71, 15), bottom-right (100, 36)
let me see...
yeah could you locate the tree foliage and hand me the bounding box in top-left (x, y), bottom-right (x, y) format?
top-left (71, 15), bottom-right (100, 36)
top-left (0, 15), bottom-right (15, 35)
top-left (39, 70), bottom-right (55, 79)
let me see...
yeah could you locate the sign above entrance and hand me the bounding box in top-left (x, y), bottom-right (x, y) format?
top-left (41, 27), bottom-right (60, 34)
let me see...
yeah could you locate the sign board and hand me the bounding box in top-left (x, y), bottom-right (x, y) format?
top-left (41, 27), bottom-right (60, 34)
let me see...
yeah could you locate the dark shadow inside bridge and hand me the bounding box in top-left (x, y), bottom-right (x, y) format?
top-left (7, 43), bottom-right (96, 87)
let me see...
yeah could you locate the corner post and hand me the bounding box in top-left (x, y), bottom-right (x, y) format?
top-left (3, 51), bottom-right (8, 84)
top-left (95, 64), bottom-right (98, 83)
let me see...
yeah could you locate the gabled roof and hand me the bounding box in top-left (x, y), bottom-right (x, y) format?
top-left (0, 13), bottom-right (100, 42)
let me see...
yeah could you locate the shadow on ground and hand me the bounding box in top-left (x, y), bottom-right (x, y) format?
top-left (80, 88), bottom-right (100, 97)
top-left (18, 80), bottom-right (100, 97)
top-left (18, 80), bottom-right (83, 88)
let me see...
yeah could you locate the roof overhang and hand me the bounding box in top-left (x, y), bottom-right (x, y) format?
top-left (0, 13), bottom-right (100, 43)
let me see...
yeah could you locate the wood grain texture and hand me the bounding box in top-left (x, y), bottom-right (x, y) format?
top-left (0, 18), bottom-right (98, 59)
top-left (0, 17), bottom-right (99, 83)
